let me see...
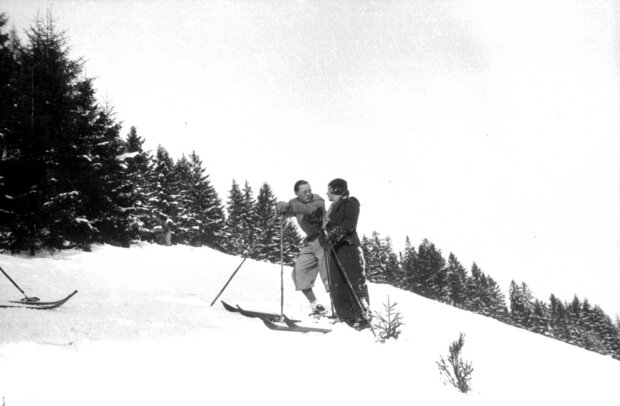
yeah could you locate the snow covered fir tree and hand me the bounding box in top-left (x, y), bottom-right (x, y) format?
top-left (0, 12), bottom-right (619, 362)
top-left (0, 13), bottom-right (300, 261)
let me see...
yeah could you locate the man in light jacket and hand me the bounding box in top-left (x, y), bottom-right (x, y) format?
top-left (276, 180), bottom-right (329, 315)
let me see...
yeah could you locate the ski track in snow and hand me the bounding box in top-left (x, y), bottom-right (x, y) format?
top-left (0, 244), bottom-right (619, 406)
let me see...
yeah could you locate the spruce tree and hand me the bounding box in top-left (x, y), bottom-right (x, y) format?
top-left (566, 295), bottom-right (585, 347)
top-left (4, 14), bottom-right (84, 252)
top-left (589, 305), bottom-right (620, 359)
top-left (362, 232), bottom-right (400, 285)
top-left (240, 181), bottom-right (259, 254)
top-left (446, 253), bottom-right (469, 308)
top-left (254, 183), bottom-right (280, 262)
top-left (170, 154), bottom-right (192, 245)
top-left (149, 145), bottom-right (176, 244)
top-left (223, 180), bottom-right (246, 254)
top-left (481, 274), bottom-right (508, 321)
top-left (548, 294), bottom-right (573, 343)
top-left (186, 151), bottom-right (224, 248)
top-left (530, 299), bottom-right (551, 336)
top-left (122, 126), bottom-right (155, 241)
top-left (0, 13), bottom-right (20, 250)
top-left (400, 237), bottom-right (418, 291)
top-left (80, 102), bottom-right (131, 247)
top-left (509, 281), bottom-right (535, 328)
top-left (410, 239), bottom-right (448, 300)
top-left (467, 263), bottom-right (484, 313)
top-left (281, 219), bottom-right (302, 266)
top-left (1, 14), bottom-right (128, 252)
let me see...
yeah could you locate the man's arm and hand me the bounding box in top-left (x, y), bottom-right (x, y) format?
top-left (287, 194), bottom-right (325, 215)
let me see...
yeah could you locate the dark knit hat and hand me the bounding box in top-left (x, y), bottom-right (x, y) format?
top-left (328, 178), bottom-right (348, 196)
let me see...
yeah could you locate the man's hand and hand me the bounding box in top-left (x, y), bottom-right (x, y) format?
top-left (275, 201), bottom-right (290, 215)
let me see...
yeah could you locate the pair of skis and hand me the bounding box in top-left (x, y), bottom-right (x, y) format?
top-left (0, 265), bottom-right (77, 310)
top-left (222, 301), bottom-right (331, 334)
top-left (0, 290), bottom-right (78, 310)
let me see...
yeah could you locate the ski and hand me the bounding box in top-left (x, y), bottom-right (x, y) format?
top-left (260, 316), bottom-right (331, 334)
top-left (221, 300), bottom-right (287, 322)
top-left (1, 290), bottom-right (78, 310)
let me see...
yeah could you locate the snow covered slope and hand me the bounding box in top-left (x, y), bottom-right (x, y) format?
top-left (0, 244), bottom-right (618, 406)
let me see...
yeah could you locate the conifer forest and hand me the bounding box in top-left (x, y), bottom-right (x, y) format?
top-left (1, 13), bottom-right (618, 361)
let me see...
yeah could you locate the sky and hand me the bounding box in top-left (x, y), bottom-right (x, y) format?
top-left (3, 0), bottom-right (619, 317)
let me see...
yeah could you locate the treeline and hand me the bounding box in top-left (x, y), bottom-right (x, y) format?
top-left (0, 13), bottom-right (300, 263)
top-left (361, 232), bottom-right (620, 360)
top-left (2, 12), bottom-right (618, 361)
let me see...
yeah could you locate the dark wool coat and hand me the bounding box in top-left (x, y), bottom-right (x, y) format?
top-left (324, 196), bottom-right (369, 324)
top-left (324, 197), bottom-right (361, 248)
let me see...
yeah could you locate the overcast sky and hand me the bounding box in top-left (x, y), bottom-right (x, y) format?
top-left (4, 0), bottom-right (619, 317)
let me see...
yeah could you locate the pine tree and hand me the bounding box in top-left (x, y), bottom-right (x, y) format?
top-left (446, 253), bottom-right (469, 308)
top-left (530, 299), bottom-right (551, 336)
top-left (589, 305), bottom-right (620, 359)
top-left (548, 295), bottom-right (571, 342)
top-left (1, 13), bottom-right (127, 252)
top-left (186, 151), bottom-right (224, 248)
top-left (481, 274), bottom-right (508, 321)
top-left (122, 126), bottom-right (155, 241)
top-left (240, 181), bottom-right (259, 254)
top-left (399, 236), bottom-right (418, 291)
top-left (149, 145), bottom-right (176, 244)
top-left (83, 103), bottom-right (131, 247)
top-left (254, 183), bottom-right (280, 262)
top-left (223, 180), bottom-right (246, 254)
top-left (0, 13), bottom-right (14, 141)
top-left (381, 236), bottom-right (402, 284)
top-left (566, 295), bottom-right (585, 347)
top-left (0, 13), bottom-right (20, 250)
top-left (509, 281), bottom-right (534, 328)
top-left (466, 263), bottom-right (484, 313)
top-left (362, 232), bottom-right (400, 285)
top-left (402, 239), bottom-right (448, 301)
top-left (3, 14), bottom-right (84, 252)
top-left (170, 154), bottom-right (193, 245)
top-left (281, 219), bottom-right (302, 266)
top-left (466, 264), bottom-right (508, 319)
top-left (162, 151), bottom-right (225, 248)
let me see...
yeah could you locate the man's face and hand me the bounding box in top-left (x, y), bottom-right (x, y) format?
top-left (296, 183), bottom-right (313, 203)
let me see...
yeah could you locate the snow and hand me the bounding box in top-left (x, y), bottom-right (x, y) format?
top-left (116, 151), bottom-right (140, 161)
top-left (0, 244), bottom-right (619, 406)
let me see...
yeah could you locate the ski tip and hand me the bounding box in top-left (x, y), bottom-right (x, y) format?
top-left (260, 317), bottom-right (276, 329)
top-left (221, 300), bottom-right (238, 312)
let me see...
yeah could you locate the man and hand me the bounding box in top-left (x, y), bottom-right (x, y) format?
top-left (276, 180), bottom-right (329, 315)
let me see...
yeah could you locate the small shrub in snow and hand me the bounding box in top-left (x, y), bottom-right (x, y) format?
top-left (437, 332), bottom-right (474, 393)
top-left (373, 296), bottom-right (403, 343)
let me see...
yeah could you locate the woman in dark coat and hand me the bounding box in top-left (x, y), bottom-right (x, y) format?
top-left (323, 178), bottom-right (370, 329)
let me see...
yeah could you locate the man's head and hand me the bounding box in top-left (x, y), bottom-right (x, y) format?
top-left (294, 180), bottom-right (313, 203)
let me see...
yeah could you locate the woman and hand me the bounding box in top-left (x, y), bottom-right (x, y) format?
top-left (323, 178), bottom-right (370, 329)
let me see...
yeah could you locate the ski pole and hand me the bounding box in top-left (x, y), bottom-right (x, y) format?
top-left (280, 218), bottom-right (284, 316)
top-left (209, 213), bottom-right (280, 306)
top-left (322, 243), bottom-right (335, 315)
top-left (0, 265), bottom-right (39, 302)
top-left (325, 238), bottom-right (376, 337)
top-left (210, 256), bottom-right (248, 306)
